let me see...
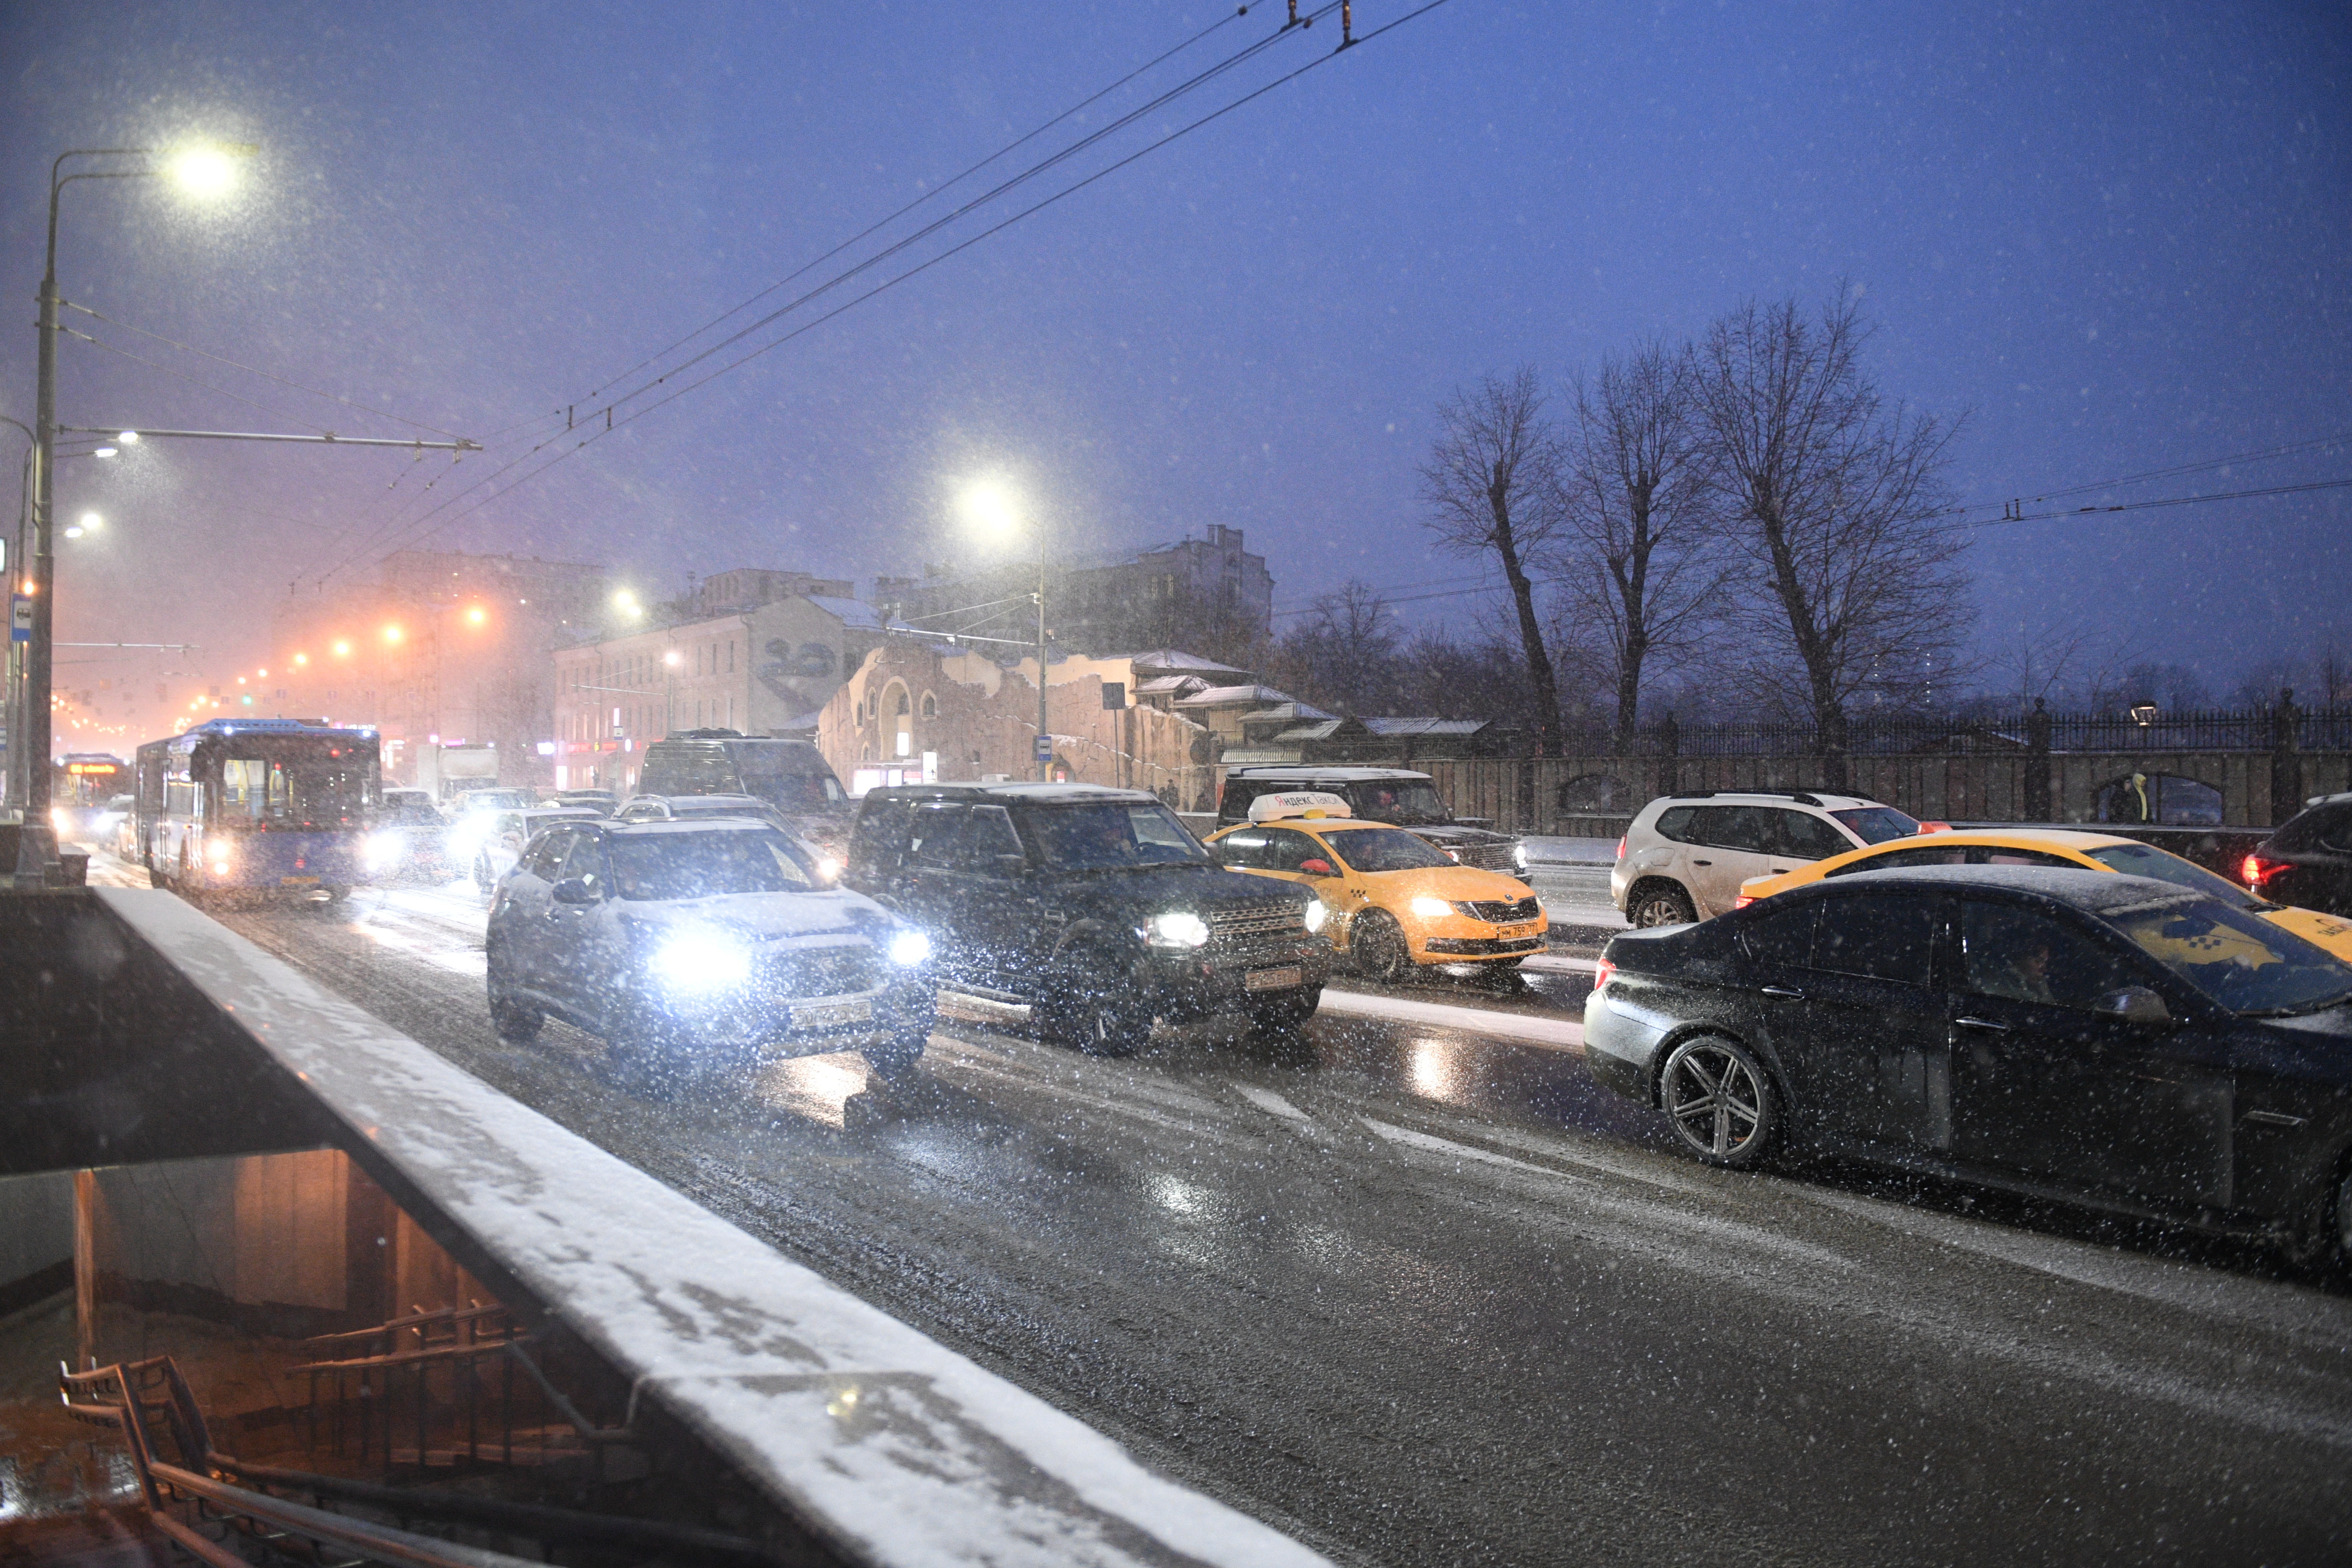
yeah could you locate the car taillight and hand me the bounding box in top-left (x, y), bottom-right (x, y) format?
top-left (1614, 836), bottom-right (1626, 860)
top-left (1592, 957), bottom-right (1615, 989)
top-left (1734, 893), bottom-right (1755, 909)
top-left (2244, 853), bottom-right (2288, 888)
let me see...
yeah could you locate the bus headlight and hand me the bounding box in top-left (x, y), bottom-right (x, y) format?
top-left (1145, 912), bottom-right (1210, 949)
top-left (886, 928), bottom-right (932, 966)
top-left (648, 932), bottom-right (754, 994)
top-left (207, 841), bottom-right (234, 874)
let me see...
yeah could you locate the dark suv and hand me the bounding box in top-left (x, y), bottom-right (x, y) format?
top-left (2249, 793), bottom-right (2352, 915)
top-left (846, 782), bottom-right (1331, 1054)
top-left (1218, 767), bottom-right (1525, 872)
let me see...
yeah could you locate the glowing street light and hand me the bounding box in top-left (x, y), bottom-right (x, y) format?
top-left (332, 640), bottom-right (351, 658)
top-left (958, 476), bottom-right (1051, 781)
top-left (465, 605), bottom-right (487, 626)
top-left (382, 624), bottom-right (403, 645)
top-left (65, 510), bottom-right (99, 539)
top-left (292, 652), bottom-right (308, 667)
top-left (164, 143), bottom-right (252, 199)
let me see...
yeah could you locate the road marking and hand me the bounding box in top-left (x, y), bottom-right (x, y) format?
top-left (1463, 1121), bottom-right (1712, 1195)
top-left (1317, 988), bottom-right (1584, 1051)
top-left (1233, 1084), bottom-right (1313, 1124)
top-left (1361, 1116), bottom-right (1592, 1183)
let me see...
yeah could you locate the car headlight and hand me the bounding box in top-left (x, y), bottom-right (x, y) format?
top-left (207, 842), bottom-right (234, 871)
top-left (1145, 911), bottom-right (1211, 949)
top-left (1302, 900), bottom-right (1328, 934)
top-left (1513, 843), bottom-right (1528, 870)
top-left (1408, 895), bottom-right (1456, 919)
top-left (363, 831), bottom-right (404, 870)
top-left (887, 928), bottom-right (932, 966)
top-left (648, 932), bottom-right (754, 993)
top-left (815, 853), bottom-right (844, 884)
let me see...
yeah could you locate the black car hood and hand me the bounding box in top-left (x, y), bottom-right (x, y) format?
top-left (1046, 863), bottom-right (1301, 912)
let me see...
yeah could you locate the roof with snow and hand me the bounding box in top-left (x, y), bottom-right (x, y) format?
top-left (1176, 683), bottom-right (1296, 708)
top-left (808, 594), bottom-right (885, 632)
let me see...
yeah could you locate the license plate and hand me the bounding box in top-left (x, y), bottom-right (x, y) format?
top-left (1244, 965), bottom-right (1303, 993)
top-left (1499, 923), bottom-right (1535, 938)
top-left (280, 876), bottom-right (321, 887)
top-left (792, 998), bottom-right (873, 1030)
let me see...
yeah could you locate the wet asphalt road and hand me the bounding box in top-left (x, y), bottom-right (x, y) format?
top-left (119, 861), bottom-right (2352, 1568)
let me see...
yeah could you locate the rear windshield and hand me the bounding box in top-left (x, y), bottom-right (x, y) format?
top-left (1347, 780), bottom-right (1451, 826)
top-left (1328, 827), bottom-right (1453, 873)
top-left (1021, 802), bottom-right (1211, 870)
top-left (609, 830), bottom-right (815, 900)
top-left (2103, 896), bottom-right (2352, 1016)
top-left (1831, 806), bottom-right (1921, 845)
top-left (2085, 842), bottom-right (2260, 908)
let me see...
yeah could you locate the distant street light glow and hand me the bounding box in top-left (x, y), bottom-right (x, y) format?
top-left (466, 605), bottom-right (487, 626)
top-left (293, 652), bottom-right (308, 665)
top-left (383, 624), bottom-right (403, 644)
top-left (93, 446), bottom-right (118, 458)
top-left (79, 512), bottom-right (101, 530)
top-left (117, 430), bottom-right (139, 445)
top-left (957, 477), bottom-right (1022, 539)
top-left (332, 640), bottom-right (351, 657)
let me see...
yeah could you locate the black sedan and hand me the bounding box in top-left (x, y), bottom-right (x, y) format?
top-left (1584, 865), bottom-right (2352, 1260)
top-left (2247, 792), bottom-right (2352, 916)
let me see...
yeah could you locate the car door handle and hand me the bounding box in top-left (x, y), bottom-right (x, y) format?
top-left (1692, 858), bottom-right (1712, 866)
top-left (1955, 1016), bottom-right (2012, 1032)
top-left (1761, 986), bottom-right (1804, 1000)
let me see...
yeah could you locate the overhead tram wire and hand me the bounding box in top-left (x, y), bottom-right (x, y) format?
top-left (62, 328), bottom-right (333, 433)
top-left (317, 2), bottom-right (1435, 581)
top-left (575, 6), bottom-right (1255, 407)
top-left (584, 4), bottom-right (1348, 427)
top-left (306, 6), bottom-right (1336, 587)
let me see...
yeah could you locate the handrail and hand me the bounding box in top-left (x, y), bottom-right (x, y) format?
top-left (148, 1459), bottom-right (550, 1568)
top-left (210, 1453), bottom-right (775, 1560)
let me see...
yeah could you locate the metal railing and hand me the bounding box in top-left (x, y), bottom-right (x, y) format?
top-left (1561, 702), bottom-right (2352, 758)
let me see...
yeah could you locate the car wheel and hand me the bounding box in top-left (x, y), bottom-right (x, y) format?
top-left (1352, 911), bottom-right (1410, 983)
top-left (1248, 987), bottom-right (1320, 1034)
top-left (487, 980), bottom-right (544, 1043)
top-left (1628, 881), bottom-right (1698, 928)
top-left (474, 853), bottom-right (494, 894)
top-left (1658, 1034), bottom-right (1780, 1168)
top-left (1045, 970), bottom-right (1149, 1058)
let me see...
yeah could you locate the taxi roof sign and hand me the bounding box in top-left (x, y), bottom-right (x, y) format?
top-left (1248, 789), bottom-right (1353, 824)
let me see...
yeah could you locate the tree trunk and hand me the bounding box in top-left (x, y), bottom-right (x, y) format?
top-left (1491, 479), bottom-right (1562, 756)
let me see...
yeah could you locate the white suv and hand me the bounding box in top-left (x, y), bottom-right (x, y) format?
top-left (1610, 790), bottom-right (1924, 926)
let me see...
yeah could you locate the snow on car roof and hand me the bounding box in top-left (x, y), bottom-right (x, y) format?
top-left (1228, 765), bottom-right (1436, 781)
top-left (607, 815), bottom-right (786, 835)
top-left (1830, 863), bottom-right (2211, 909)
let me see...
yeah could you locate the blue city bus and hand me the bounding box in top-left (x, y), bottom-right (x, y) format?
top-left (137, 718), bottom-right (382, 899)
top-left (52, 752), bottom-right (130, 839)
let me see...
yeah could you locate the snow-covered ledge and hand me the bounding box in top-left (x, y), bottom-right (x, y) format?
top-left (97, 889), bottom-right (1328, 1568)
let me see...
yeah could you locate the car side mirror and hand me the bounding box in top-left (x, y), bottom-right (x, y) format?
top-left (1299, 858), bottom-right (1336, 876)
top-left (551, 877), bottom-right (599, 905)
top-left (2094, 985), bottom-right (2171, 1026)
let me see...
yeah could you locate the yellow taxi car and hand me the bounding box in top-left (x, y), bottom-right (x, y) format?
top-left (1205, 791), bottom-right (1548, 981)
top-left (1738, 828), bottom-right (2352, 963)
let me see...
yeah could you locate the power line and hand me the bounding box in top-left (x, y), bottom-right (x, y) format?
top-left (324, 2), bottom-right (1445, 581)
top-left (1959, 428), bottom-right (2352, 513)
top-left (301, 6), bottom-right (1336, 588)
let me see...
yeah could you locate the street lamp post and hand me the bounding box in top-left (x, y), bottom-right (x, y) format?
top-left (959, 479), bottom-right (1052, 782)
top-left (19, 144), bottom-right (253, 883)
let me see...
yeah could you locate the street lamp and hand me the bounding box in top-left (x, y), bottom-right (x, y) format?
top-left (18, 140), bottom-right (254, 883)
top-left (959, 477), bottom-right (1050, 781)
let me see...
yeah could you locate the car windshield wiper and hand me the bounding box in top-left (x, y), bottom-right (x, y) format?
top-left (2241, 989), bottom-right (2352, 1018)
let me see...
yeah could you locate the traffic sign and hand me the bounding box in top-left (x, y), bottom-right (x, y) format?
top-left (11, 596), bottom-right (30, 643)
top-left (1032, 734), bottom-right (1053, 761)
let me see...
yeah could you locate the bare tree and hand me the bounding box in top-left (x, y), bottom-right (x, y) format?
top-left (1986, 619), bottom-right (2101, 710)
top-left (1269, 579), bottom-right (1404, 717)
top-left (1693, 295), bottom-right (1971, 786)
top-left (1419, 368), bottom-right (1568, 755)
top-left (1557, 340), bottom-right (1726, 752)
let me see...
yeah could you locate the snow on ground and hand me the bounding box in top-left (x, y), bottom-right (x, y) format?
top-left (97, 888), bottom-right (1334, 1568)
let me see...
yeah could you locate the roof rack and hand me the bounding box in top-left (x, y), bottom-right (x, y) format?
top-left (1667, 789), bottom-right (1828, 808)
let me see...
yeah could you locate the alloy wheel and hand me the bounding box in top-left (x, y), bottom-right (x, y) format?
top-left (1661, 1039), bottom-right (1768, 1161)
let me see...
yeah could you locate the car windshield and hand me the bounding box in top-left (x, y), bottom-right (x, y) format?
top-left (381, 799), bottom-right (444, 826)
top-left (2102, 895), bottom-right (2352, 1016)
top-left (609, 830), bottom-right (816, 900)
top-left (461, 791), bottom-right (530, 811)
top-left (1021, 802), bottom-right (1211, 869)
top-left (1830, 806), bottom-right (1922, 845)
top-left (2085, 842), bottom-right (2262, 908)
top-left (1328, 827), bottom-right (1453, 873)
top-left (1348, 781), bottom-right (1451, 825)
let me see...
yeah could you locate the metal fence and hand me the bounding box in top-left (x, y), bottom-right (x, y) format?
top-left (1571, 703), bottom-right (2352, 759)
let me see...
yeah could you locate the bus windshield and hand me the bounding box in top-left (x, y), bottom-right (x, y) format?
top-left (220, 749), bottom-right (374, 829)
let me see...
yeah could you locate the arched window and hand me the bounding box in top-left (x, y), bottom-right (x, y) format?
top-left (920, 692), bottom-right (938, 719)
top-left (2092, 772), bottom-right (2225, 828)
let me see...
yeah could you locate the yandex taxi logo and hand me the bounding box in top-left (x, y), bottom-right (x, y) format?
top-left (1248, 790), bottom-right (1353, 824)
